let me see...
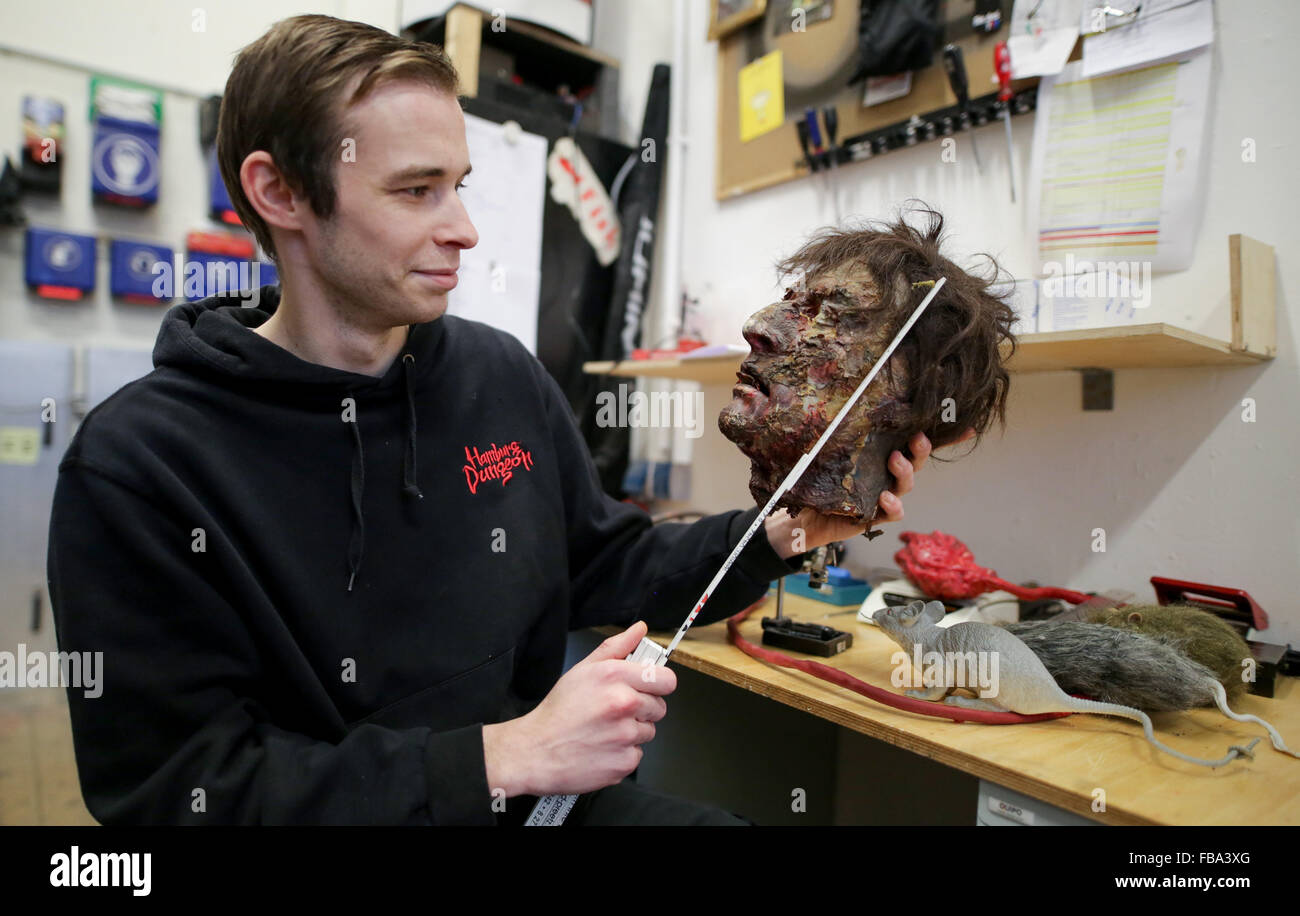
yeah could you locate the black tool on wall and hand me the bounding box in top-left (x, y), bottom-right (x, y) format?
top-left (942, 43), bottom-right (982, 171)
top-left (849, 0), bottom-right (943, 84)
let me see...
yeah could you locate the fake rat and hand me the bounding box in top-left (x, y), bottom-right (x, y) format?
top-left (1087, 603), bottom-right (1252, 699)
top-left (873, 600), bottom-right (1261, 768)
top-left (1000, 620), bottom-right (1297, 758)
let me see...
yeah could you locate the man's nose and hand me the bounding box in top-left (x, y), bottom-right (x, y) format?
top-left (439, 194), bottom-right (479, 250)
top-left (741, 303), bottom-right (795, 353)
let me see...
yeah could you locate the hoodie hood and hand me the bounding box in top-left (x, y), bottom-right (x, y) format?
top-left (155, 284), bottom-right (443, 591)
top-left (154, 284), bottom-right (443, 394)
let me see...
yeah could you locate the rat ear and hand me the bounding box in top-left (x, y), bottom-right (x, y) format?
top-left (1127, 611), bottom-right (1144, 624)
top-left (923, 601), bottom-right (946, 623)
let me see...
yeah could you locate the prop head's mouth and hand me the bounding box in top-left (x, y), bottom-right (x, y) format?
top-left (729, 360), bottom-right (781, 422)
top-left (734, 362), bottom-right (768, 397)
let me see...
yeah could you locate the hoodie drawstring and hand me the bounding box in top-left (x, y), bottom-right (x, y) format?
top-left (346, 346), bottom-right (423, 592)
top-left (346, 412), bottom-right (366, 593)
top-left (402, 352), bottom-right (423, 501)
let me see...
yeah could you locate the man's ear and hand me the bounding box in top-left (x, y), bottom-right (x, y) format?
top-left (240, 150), bottom-right (307, 236)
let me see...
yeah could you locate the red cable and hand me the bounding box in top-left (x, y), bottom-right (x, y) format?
top-left (724, 599), bottom-right (1072, 725)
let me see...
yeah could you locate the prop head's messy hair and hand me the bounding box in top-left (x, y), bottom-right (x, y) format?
top-left (773, 201), bottom-right (1017, 460)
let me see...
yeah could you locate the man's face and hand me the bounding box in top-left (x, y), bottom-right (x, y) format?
top-left (298, 80), bottom-right (478, 329)
top-left (718, 268), bottom-right (914, 522)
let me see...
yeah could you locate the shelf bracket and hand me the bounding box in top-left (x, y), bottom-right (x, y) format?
top-left (1078, 367), bottom-right (1113, 411)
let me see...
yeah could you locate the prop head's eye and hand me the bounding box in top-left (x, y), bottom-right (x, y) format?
top-left (799, 295), bottom-right (822, 319)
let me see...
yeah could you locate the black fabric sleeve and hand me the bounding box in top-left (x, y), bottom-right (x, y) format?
top-left (536, 368), bottom-right (806, 633)
top-left (47, 462), bottom-right (494, 825)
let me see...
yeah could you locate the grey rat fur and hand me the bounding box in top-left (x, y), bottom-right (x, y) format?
top-left (1000, 619), bottom-right (1297, 757)
top-left (874, 600), bottom-right (1261, 768)
top-left (1000, 621), bottom-right (1221, 711)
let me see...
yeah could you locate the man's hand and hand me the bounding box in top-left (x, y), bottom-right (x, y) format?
top-left (763, 429), bottom-right (974, 559)
top-left (483, 621), bottom-right (675, 798)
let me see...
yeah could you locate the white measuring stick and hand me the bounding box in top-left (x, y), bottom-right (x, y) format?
top-left (525, 276), bottom-right (946, 825)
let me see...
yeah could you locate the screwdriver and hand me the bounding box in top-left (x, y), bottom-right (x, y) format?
top-left (994, 40), bottom-right (1017, 203)
top-left (796, 118), bottom-right (815, 172)
top-left (942, 44), bottom-right (982, 172)
top-left (821, 105), bottom-right (842, 222)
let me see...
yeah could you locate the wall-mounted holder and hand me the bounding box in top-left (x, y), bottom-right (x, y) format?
top-left (1078, 367), bottom-right (1114, 411)
top-left (808, 86), bottom-right (1037, 170)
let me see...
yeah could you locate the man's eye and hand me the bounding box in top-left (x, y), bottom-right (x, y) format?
top-left (456, 182), bottom-right (468, 191)
top-left (404, 186), bottom-right (428, 197)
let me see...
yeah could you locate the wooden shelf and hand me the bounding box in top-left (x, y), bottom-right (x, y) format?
top-left (1007, 323), bottom-right (1271, 371)
top-left (583, 323), bottom-right (1272, 384)
top-left (583, 354), bottom-right (746, 384)
top-left (584, 235), bottom-right (1276, 383)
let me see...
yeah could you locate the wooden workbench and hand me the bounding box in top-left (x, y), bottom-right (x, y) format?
top-left (608, 591), bottom-right (1300, 826)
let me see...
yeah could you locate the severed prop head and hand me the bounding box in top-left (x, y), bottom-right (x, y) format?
top-left (718, 204), bottom-right (1017, 538)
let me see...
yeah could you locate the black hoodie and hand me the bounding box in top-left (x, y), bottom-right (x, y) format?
top-left (47, 286), bottom-right (802, 825)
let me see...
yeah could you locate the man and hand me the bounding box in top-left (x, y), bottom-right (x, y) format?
top-left (47, 15), bottom-right (934, 825)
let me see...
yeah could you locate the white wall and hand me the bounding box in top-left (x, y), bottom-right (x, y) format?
top-left (599, 0), bottom-right (1300, 644)
top-left (2, 0), bottom-right (400, 99)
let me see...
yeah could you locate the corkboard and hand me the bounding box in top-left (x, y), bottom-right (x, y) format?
top-left (715, 3), bottom-right (1038, 201)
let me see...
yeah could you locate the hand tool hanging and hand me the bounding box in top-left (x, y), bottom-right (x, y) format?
top-left (941, 44), bottom-right (983, 173)
top-left (993, 40), bottom-right (1017, 202)
top-left (821, 106), bottom-right (842, 223)
top-left (796, 107), bottom-right (842, 224)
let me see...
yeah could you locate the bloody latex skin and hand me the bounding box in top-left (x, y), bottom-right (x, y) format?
top-left (718, 268), bottom-right (914, 535)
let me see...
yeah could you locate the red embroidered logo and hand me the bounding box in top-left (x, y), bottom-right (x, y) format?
top-left (463, 440), bottom-right (535, 495)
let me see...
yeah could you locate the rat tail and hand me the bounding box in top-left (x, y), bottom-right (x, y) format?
top-left (1069, 696), bottom-right (1260, 768)
top-left (1207, 679), bottom-right (1300, 758)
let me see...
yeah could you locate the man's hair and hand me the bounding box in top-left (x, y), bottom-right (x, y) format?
top-left (217, 14), bottom-right (461, 262)
top-left (774, 201), bottom-right (1018, 459)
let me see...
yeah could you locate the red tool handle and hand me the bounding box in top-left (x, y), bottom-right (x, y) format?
top-left (1150, 576), bottom-right (1269, 630)
top-left (994, 41), bottom-right (1013, 102)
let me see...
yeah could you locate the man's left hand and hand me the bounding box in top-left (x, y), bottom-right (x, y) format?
top-left (763, 430), bottom-right (971, 560)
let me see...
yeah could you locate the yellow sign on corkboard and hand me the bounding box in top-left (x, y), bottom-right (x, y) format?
top-left (738, 49), bottom-right (784, 143)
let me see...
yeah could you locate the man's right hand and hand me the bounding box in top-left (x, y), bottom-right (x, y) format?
top-left (483, 621), bottom-right (676, 797)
